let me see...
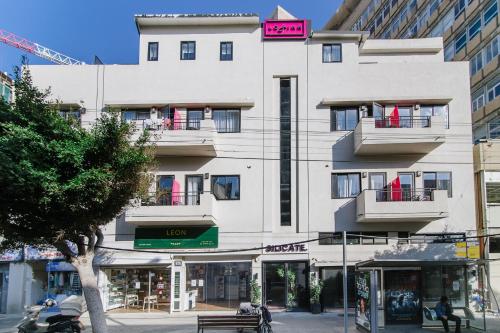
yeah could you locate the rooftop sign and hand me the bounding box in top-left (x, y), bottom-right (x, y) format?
top-left (263, 20), bottom-right (308, 39)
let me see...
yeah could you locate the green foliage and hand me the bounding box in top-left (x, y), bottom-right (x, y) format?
top-left (250, 277), bottom-right (261, 304)
top-left (310, 274), bottom-right (324, 304)
top-left (276, 267), bottom-right (297, 308)
top-left (0, 66), bottom-right (153, 252)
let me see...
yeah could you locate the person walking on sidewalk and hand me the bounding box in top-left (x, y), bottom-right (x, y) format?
top-left (435, 296), bottom-right (461, 333)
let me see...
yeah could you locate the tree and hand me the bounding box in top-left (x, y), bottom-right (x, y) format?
top-left (0, 65), bottom-right (153, 333)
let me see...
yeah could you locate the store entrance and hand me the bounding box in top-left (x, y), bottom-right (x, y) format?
top-left (106, 267), bottom-right (171, 312)
top-left (263, 261), bottom-right (309, 311)
top-left (384, 270), bottom-right (422, 325)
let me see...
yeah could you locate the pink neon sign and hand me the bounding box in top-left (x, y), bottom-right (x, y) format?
top-left (263, 20), bottom-right (308, 39)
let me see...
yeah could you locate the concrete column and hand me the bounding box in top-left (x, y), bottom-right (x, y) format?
top-left (6, 262), bottom-right (31, 314)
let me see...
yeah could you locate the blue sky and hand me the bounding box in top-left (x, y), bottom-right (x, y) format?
top-left (0, 0), bottom-right (342, 75)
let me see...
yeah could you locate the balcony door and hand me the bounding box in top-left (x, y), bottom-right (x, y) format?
top-left (186, 175), bottom-right (203, 205)
top-left (397, 172), bottom-right (415, 201)
top-left (369, 172), bottom-right (386, 201)
top-left (157, 175), bottom-right (174, 205)
top-left (187, 109), bottom-right (204, 130)
top-left (397, 106), bottom-right (412, 128)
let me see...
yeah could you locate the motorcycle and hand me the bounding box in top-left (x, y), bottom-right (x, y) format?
top-left (17, 296), bottom-right (86, 333)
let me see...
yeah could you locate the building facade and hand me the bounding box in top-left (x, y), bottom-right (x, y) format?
top-left (5, 7), bottom-right (477, 327)
top-left (0, 71), bottom-right (13, 103)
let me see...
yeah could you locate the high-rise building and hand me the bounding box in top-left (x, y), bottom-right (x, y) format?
top-left (0, 6), bottom-right (480, 328)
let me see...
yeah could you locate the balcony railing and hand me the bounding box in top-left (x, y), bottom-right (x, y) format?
top-left (139, 191), bottom-right (202, 206)
top-left (372, 188), bottom-right (436, 202)
top-left (126, 119), bottom-right (202, 131)
top-left (374, 116), bottom-right (431, 129)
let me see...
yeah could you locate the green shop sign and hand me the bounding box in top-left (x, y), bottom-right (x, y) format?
top-left (134, 226), bottom-right (218, 249)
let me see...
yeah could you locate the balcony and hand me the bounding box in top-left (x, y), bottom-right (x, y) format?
top-left (129, 119), bottom-right (216, 157)
top-left (126, 192), bottom-right (215, 226)
top-left (356, 189), bottom-right (449, 223)
top-left (353, 116), bottom-right (445, 155)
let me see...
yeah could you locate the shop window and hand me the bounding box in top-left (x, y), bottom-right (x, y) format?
top-left (212, 109), bottom-right (241, 133)
top-left (148, 42), bottom-right (159, 61)
top-left (320, 266), bottom-right (356, 309)
top-left (318, 232), bottom-right (342, 245)
top-left (220, 41), bottom-right (233, 61)
top-left (330, 107), bottom-right (359, 131)
top-left (211, 175), bottom-right (240, 200)
top-left (332, 173), bottom-right (361, 198)
top-left (486, 182), bottom-right (500, 203)
top-left (323, 44), bottom-right (342, 63)
top-left (423, 172), bottom-right (452, 197)
top-left (180, 41), bottom-right (196, 60)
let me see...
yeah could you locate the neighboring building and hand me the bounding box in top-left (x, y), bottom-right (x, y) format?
top-left (327, 0), bottom-right (500, 311)
top-left (0, 71), bottom-right (13, 103)
top-left (3, 6), bottom-right (475, 327)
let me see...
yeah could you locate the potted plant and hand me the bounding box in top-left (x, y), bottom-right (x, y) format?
top-left (250, 277), bottom-right (261, 304)
top-left (276, 267), bottom-right (298, 310)
top-left (310, 275), bottom-right (323, 314)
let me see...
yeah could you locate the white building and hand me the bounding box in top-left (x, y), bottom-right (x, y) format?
top-left (10, 6), bottom-right (478, 328)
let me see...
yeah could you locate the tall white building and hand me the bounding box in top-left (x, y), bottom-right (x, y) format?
top-left (9, 6), bottom-right (478, 328)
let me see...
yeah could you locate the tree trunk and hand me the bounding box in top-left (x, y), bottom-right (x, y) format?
top-left (72, 254), bottom-right (108, 333)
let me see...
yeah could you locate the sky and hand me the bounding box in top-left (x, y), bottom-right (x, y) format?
top-left (0, 0), bottom-right (342, 76)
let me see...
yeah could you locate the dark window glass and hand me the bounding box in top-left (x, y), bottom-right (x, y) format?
top-left (181, 41), bottom-right (196, 60)
top-left (323, 44), bottom-right (342, 63)
top-left (486, 182), bottom-right (500, 203)
top-left (148, 42), bottom-right (158, 61)
top-left (212, 109), bottom-right (240, 133)
top-left (186, 109), bottom-right (204, 130)
top-left (332, 173), bottom-right (361, 198)
top-left (319, 232), bottom-right (343, 245)
top-left (484, 1), bottom-right (498, 25)
top-left (280, 79), bottom-right (292, 226)
top-left (468, 16), bottom-right (482, 39)
top-left (423, 172), bottom-right (452, 197)
top-left (455, 30), bottom-right (467, 52)
top-left (346, 232), bottom-right (360, 245)
top-left (398, 232), bottom-right (410, 244)
top-left (220, 41), bottom-right (233, 61)
top-left (331, 108), bottom-right (359, 131)
top-left (211, 175), bottom-right (240, 200)
top-left (490, 237), bottom-right (500, 253)
top-left (361, 232), bottom-right (388, 245)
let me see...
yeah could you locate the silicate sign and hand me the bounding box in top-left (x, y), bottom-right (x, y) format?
top-left (265, 243), bottom-right (308, 253)
top-left (263, 20), bottom-right (308, 39)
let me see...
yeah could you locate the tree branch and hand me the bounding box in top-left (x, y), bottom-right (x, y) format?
top-left (87, 230), bottom-right (96, 253)
top-left (95, 228), bottom-right (104, 249)
top-left (55, 240), bottom-right (76, 262)
top-left (77, 236), bottom-right (86, 256)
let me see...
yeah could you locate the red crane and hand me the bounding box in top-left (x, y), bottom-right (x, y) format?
top-left (0, 29), bottom-right (84, 65)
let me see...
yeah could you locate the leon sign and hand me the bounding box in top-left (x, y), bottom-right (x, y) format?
top-left (263, 20), bottom-right (308, 39)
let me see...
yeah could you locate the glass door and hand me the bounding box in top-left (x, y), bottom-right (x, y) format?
top-left (186, 175), bottom-right (203, 205)
top-left (156, 175), bottom-right (174, 205)
top-left (263, 262), bottom-right (309, 310)
top-left (398, 172), bottom-right (415, 201)
top-left (187, 109), bottom-right (204, 130)
top-left (264, 263), bottom-right (286, 309)
top-left (373, 102), bottom-right (384, 128)
top-left (369, 172), bottom-right (387, 201)
top-left (398, 106), bottom-right (413, 128)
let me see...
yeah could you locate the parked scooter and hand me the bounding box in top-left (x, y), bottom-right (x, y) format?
top-left (17, 296), bottom-right (86, 333)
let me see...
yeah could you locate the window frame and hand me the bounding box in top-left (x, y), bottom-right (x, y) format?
top-left (147, 42), bottom-right (159, 61)
top-left (211, 175), bottom-right (241, 201)
top-left (467, 15), bottom-right (482, 40)
top-left (318, 232), bottom-right (343, 245)
top-left (487, 77), bottom-right (500, 102)
top-left (472, 91), bottom-right (485, 112)
top-left (330, 107), bottom-right (359, 131)
top-left (220, 41), bottom-right (233, 61)
top-left (180, 41), bottom-right (196, 60)
top-left (331, 173), bottom-right (361, 199)
top-left (212, 108), bottom-right (241, 133)
top-left (454, 30), bottom-right (467, 53)
top-left (483, 0), bottom-right (498, 26)
top-left (423, 171), bottom-right (453, 197)
top-left (322, 43), bottom-right (342, 63)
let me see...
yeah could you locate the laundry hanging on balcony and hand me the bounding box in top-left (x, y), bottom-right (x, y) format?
top-left (173, 108), bottom-right (182, 130)
top-left (389, 105), bottom-right (399, 128)
top-left (171, 180), bottom-right (181, 205)
top-left (391, 176), bottom-right (402, 201)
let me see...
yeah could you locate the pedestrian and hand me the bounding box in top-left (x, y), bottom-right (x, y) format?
top-left (435, 296), bottom-right (461, 333)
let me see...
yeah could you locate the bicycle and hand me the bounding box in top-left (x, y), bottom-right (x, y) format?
top-left (237, 302), bottom-right (273, 333)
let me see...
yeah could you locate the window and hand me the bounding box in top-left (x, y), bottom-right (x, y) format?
top-left (484, 0), bottom-right (498, 25)
top-left (423, 172), bottom-right (452, 197)
top-left (211, 175), bottom-right (240, 200)
top-left (454, 0), bottom-right (467, 18)
top-left (490, 237), bottom-right (500, 253)
top-left (280, 79), bottom-right (292, 226)
top-left (470, 51), bottom-right (483, 76)
top-left (429, 0), bottom-right (440, 15)
top-left (468, 16), bottom-right (482, 40)
top-left (444, 43), bottom-right (454, 61)
top-left (212, 109), bottom-right (240, 133)
top-left (147, 42), bottom-right (158, 61)
top-left (346, 232), bottom-right (361, 245)
top-left (361, 232), bottom-right (388, 245)
top-left (121, 109), bottom-right (151, 122)
top-left (59, 109), bottom-right (81, 123)
top-left (331, 108), bottom-right (359, 131)
top-left (180, 41), bottom-right (196, 60)
top-left (318, 232), bottom-right (343, 245)
top-left (454, 30), bottom-right (467, 53)
top-left (485, 36), bottom-right (499, 64)
top-left (323, 44), bottom-right (342, 63)
top-left (487, 77), bottom-right (500, 102)
top-left (486, 182), bottom-right (500, 203)
top-left (472, 90), bottom-right (485, 112)
top-left (220, 42), bottom-right (233, 61)
top-left (420, 104), bottom-right (449, 128)
top-left (332, 173), bottom-right (361, 198)
top-left (398, 232), bottom-right (410, 244)
top-left (186, 109), bottom-right (204, 130)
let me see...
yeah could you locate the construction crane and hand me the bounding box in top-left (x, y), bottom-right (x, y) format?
top-left (0, 28), bottom-right (84, 65)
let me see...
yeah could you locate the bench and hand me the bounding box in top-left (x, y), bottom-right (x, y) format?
top-left (197, 315), bottom-right (260, 333)
top-left (423, 306), bottom-right (475, 328)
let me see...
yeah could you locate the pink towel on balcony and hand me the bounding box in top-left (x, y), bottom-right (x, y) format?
top-left (171, 180), bottom-right (181, 205)
top-left (389, 105), bottom-right (399, 128)
top-left (173, 108), bottom-right (181, 130)
top-left (391, 177), bottom-right (402, 201)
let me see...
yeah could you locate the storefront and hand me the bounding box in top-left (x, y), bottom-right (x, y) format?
top-left (319, 266), bottom-right (356, 310)
top-left (262, 261), bottom-right (309, 310)
top-left (0, 249), bottom-right (22, 313)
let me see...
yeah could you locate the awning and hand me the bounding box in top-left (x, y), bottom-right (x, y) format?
top-left (356, 258), bottom-right (478, 269)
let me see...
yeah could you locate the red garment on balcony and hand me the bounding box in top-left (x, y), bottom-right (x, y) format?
top-left (173, 108), bottom-right (181, 130)
top-left (171, 180), bottom-right (181, 205)
top-left (389, 105), bottom-right (399, 128)
top-left (391, 177), bottom-right (402, 201)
